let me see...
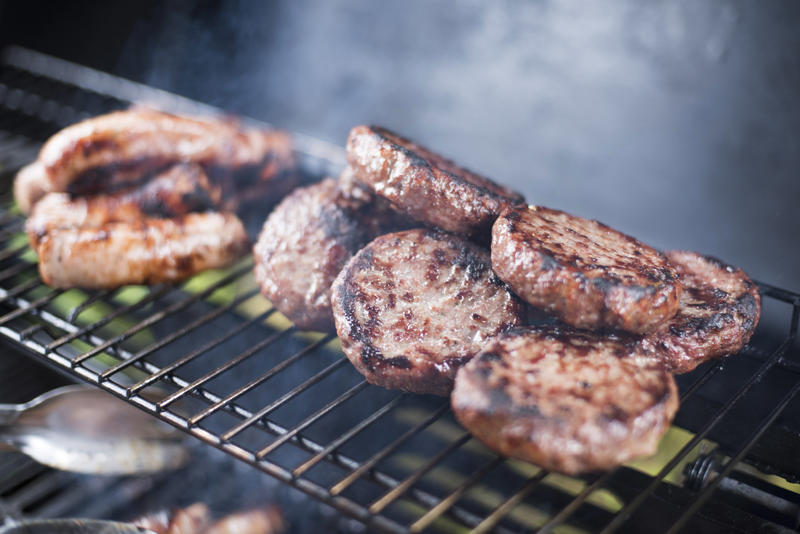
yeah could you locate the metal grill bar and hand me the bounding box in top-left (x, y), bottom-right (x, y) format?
top-left (534, 361), bottom-right (728, 533)
top-left (472, 472), bottom-right (548, 534)
top-left (70, 264), bottom-right (251, 366)
top-left (5, 471), bottom-right (71, 511)
top-left (32, 476), bottom-right (118, 519)
top-left (127, 309), bottom-right (280, 396)
top-left (369, 432), bottom-right (472, 514)
top-left (755, 280), bottom-right (800, 305)
top-left (409, 456), bottom-right (504, 532)
top-left (187, 332), bottom-right (334, 426)
top-left (330, 402), bottom-right (451, 496)
top-left (666, 379), bottom-right (800, 534)
top-left (0, 47), bottom-right (798, 534)
top-left (255, 380), bottom-right (369, 459)
top-left (47, 286), bottom-right (173, 351)
top-left (0, 460), bottom-right (44, 495)
top-left (292, 392), bottom-right (407, 478)
top-left (99, 287), bottom-right (262, 381)
top-left (65, 289), bottom-right (116, 322)
top-left (157, 326), bottom-right (295, 410)
top-left (221, 357), bottom-right (350, 442)
top-left (0, 243), bottom-right (30, 263)
top-left (0, 220), bottom-right (24, 239)
top-left (0, 288), bottom-right (64, 326)
top-left (599, 335), bottom-right (795, 534)
top-left (0, 259), bottom-right (35, 283)
top-left (0, 278), bottom-right (43, 303)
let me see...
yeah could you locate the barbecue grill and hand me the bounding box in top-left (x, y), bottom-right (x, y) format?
top-left (0, 46), bottom-right (798, 534)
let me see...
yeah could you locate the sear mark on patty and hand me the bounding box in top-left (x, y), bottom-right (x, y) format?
top-left (638, 250), bottom-right (761, 373)
top-left (253, 176), bottom-right (401, 332)
top-left (331, 228), bottom-right (526, 396)
top-left (491, 205), bottom-right (682, 334)
top-left (345, 125), bottom-right (524, 236)
top-left (451, 326), bottom-right (678, 474)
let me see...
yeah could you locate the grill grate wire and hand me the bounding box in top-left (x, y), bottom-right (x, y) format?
top-left (0, 46), bottom-right (798, 534)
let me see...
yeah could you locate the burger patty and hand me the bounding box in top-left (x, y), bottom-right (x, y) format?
top-left (331, 228), bottom-right (526, 396)
top-left (346, 125), bottom-right (524, 235)
top-left (491, 205), bottom-right (682, 333)
top-left (639, 250), bottom-right (761, 373)
top-left (253, 177), bottom-right (389, 332)
top-left (451, 326), bottom-right (678, 474)
top-left (36, 212), bottom-right (249, 289)
top-left (26, 163), bottom-right (221, 248)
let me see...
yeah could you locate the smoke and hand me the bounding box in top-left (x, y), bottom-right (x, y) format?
top-left (112, 0), bottom-right (800, 291)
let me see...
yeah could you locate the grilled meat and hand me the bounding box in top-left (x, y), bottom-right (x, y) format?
top-left (203, 508), bottom-right (284, 534)
top-left (253, 177), bottom-right (390, 332)
top-left (346, 125), bottom-right (524, 235)
top-left (331, 228), bottom-right (526, 396)
top-left (133, 503), bottom-right (283, 534)
top-left (491, 205), bottom-right (682, 333)
top-left (337, 165), bottom-right (373, 205)
top-left (13, 161), bottom-right (50, 214)
top-left (452, 326), bottom-right (678, 474)
top-left (36, 212), bottom-right (249, 288)
top-left (26, 163), bottom-right (221, 248)
top-left (164, 503), bottom-right (211, 534)
top-left (16, 109), bottom-right (291, 290)
top-left (639, 250), bottom-right (761, 373)
top-left (31, 108), bottom-right (295, 200)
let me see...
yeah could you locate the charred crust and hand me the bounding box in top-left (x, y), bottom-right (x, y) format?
top-left (479, 352), bottom-right (501, 363)
top-left (700, 253), bottom-right (736, 273)
top-left (486, 386), bottom-right (517, 416)
top-left (347, 126), bottom-right (523, 234)
top-left (452, 327), bottom-right (678, 473)
top-left (318, 204), bottom-right (366, 249)
top-left (454, 242), bottom-right (489, 280)
top-left (735, 293), bottom-right (760, 331)
top-left (538, 253), bottom-right (560, 272)
top-left (67, 157), bottom-right (172, 196)
top-left (334, 228), bottom-right (523, 396)
top-left (492, 205), bottom-right (682, 333)
top-left (338, 250), bottom-right (388, 374)
top-left (641, 251), bottom-right (762, 373)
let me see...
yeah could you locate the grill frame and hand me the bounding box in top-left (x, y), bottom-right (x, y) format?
top-left (0, 46), bottom-right (799, 534)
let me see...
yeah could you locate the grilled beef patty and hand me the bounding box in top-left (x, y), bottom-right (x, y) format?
top-left (639, 250), bottom-right (761, 373)
top-left (346, 125), bottom-right (524, 236)
top-left (491, 205), bottom-right (682, 333)
top-left (331, 228), bottom-right (526, 396)
top-left (452, 326), bottom-right (678, 474)
top-left (253, 177), bottom-right (390, 332)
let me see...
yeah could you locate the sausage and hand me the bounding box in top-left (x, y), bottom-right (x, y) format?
top-left (36, 212), bottom-right (249, 289)
top-left (26, 163), bottom-right (221, 248)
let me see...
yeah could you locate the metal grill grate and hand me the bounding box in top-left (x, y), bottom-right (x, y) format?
top-left (0, 46), bottom-right (799, 534)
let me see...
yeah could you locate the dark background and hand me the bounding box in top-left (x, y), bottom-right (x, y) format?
top-left (1, 0), bottom-right (798, 292)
